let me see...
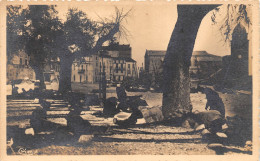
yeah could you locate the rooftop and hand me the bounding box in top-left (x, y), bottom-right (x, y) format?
top-left (192, 51), bottom-right (222, 61)
top-left (145, 50), bottom-right (166, 56)
top-left (113, 57), bottom-right (136, 62)
top-left (102, 43), bottom-right (131, 51)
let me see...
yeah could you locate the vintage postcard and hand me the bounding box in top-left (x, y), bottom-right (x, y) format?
top-left (0, 0), bottom-right (259, 160)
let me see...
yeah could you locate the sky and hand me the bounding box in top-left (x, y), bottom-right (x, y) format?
top-left (56, 3), bottom-right (231, 67)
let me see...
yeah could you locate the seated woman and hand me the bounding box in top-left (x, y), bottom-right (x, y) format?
top-left (202, 87), bottom-right (225, 117)
top-left (30, 98), bottom-right (50, 133)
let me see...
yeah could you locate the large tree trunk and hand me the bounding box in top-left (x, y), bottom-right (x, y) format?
top-left (31, 63), bottom-right (46, 90)
top-left (59, 55), bottom-right (74, 94)
top-left (162, 5), bottom-right (219, 120)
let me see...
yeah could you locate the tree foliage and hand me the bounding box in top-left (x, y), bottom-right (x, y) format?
top-left (23, 5), bottom-right (62, 65)
top-left (56, 7), bottom-right (131, 94)
top-left (7, 5), bottom-right (130, 93)
top-left (211, 4), bottom-right (251, 42)
top-left (7, 5), bottom-right (25, 63)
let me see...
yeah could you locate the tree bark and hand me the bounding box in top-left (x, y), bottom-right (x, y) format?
top-left (30, 62), bottom-right (46, 90)
top-left (162, 5), bottom-right (220, 120)
top-left (59, 55), bottom-right (74, 94)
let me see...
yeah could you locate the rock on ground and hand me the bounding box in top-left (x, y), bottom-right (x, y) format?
top-left (25, 128), bottom-right (34, 136)
top-left (195, 124), bottom-right (205, 131)
top-left (78, 135), bottom-right (94, 144)
top-left (216, 132), bottom-right (228, 138)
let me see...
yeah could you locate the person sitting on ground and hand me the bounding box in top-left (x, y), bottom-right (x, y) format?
top-left (193, 110), bottom-right (226, 134)
top-left (30, 98), bottom-right (51, 133)
top-left (114, 84), bottom-right (145, 126)
top-left (66, 100), bottom-right (91, 135)
top-left (116, 84), bottom-right (144, 112)
top-left (201, 87), bottom-right (225, 117)
top-left (103, 97), bottom-right (120, 117)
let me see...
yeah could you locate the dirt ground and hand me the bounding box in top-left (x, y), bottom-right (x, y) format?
top-left (6, 85), bottom-right (252, 155)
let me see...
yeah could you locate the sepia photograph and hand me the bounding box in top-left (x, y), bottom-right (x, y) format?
top-left (0, 0), bottom-right (259, 159)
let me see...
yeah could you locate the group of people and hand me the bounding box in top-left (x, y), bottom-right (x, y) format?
top-left (103, 84), bottom-right (147, 126)
top-left (30, 85), bottom-right (226, 135)
top-left (193, 87), bottom-right (226, 134)
top-left (30, 95), bottom-right (91, 135)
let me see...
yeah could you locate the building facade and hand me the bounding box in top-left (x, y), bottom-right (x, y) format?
top-left (71, 44), bottom-right (137, 84)
top-left (144, 50), bottom-right (166, 75)
top-left (189, 51), bottom-right (222, 79)
top-left (113, 57), bottom-right (137, 82)
top-left (71, 56), bottom-right (95, 83)
top-left (7, 51), bottom-right (60, 92)
top-left (228, 23), bottom-right (251, 77)
top-left (144, 50), bottom-right (223, 81)
top-left (7, 50), bottom-right (35, 83)
top-left (103, 43), bottom-right (132, 58)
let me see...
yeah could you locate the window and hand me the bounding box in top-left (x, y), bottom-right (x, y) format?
top-left (116, 64), bottom-right (118, 73)
top-left (20, 57), bottom-right (22, 65)
top-left (121, 64), bottom-right (123, 73)
top-left (81, 65), bottom-right (83, 70)
top-left (127, 64), bottom-right (131, 73)
top-left (25, 58), bottom-right (28, 65)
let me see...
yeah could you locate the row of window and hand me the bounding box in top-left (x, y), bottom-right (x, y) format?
top-left (72, 74), bottom-right (125, 82)
top-left (20, 57), bottom-right (28, 66)
top-left (73, 75), bottom-right (88, 83)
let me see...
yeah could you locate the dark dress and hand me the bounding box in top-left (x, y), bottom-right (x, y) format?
top-left (204, 88), bottom-right (225, 117)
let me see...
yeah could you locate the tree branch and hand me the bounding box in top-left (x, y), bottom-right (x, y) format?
top-left (86, 23), bottom-right (119, 56)
top-left (77, 7), bottom-right (131, 58)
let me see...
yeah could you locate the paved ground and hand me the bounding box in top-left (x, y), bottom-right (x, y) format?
top-left (6, 89), bottom-right (252, 155)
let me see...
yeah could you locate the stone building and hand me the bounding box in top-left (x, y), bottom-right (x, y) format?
top-left (7, 50), bottom-right (35, 83)
top-left (144, 50), bottom-right (166, 76)
top-left (219, 22), bottom-right (252, 88)
top-left (144, 50), bottom-right (166, 88)
top-left (7, 50), bottom-right (61, 83)
top-left (71, 56), bottom-right (95, 83)
top-left (144, 50), bottom-right (223, 82)
top-left (41, 57), bottom-right (60, 90)
top-left (98, 54), bottom-right (114, 83)
top-left (227, 23), bottom-right (252, 77)
top-left (190, 51), bottom-right (222, 80)
top-left (44, 57), bottom-right (60, 78)
top-left (71, 44), bottom-right (137, 84)
top-left (102, 43), bottom-right (132, 58)
top-left (125, 58), bottom-right (137, 78)
top-left (113, 57), bottom-right (137, 82)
